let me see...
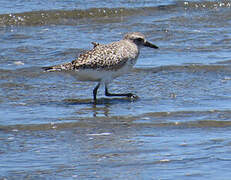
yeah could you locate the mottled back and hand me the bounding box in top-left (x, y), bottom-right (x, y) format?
top-left (44, 39), bottom-right (139, 72)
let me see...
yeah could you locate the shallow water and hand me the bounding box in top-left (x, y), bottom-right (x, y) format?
top-left (1, 0), bottom-right (231, 179)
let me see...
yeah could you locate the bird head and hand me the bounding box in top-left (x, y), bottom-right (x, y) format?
top-left (123, 32), bottom-right (159, 49)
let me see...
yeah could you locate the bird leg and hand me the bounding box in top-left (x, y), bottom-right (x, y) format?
top-left (105, 85), bottom-right (138, 99)
top-left (93, 82), bottom-right (100, 101)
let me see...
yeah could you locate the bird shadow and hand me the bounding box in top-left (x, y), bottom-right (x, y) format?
top-left (63, 97), bottom-right (139, 105)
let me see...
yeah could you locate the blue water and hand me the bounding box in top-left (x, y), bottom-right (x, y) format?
top-left (0, 0), bottom-right (173, 14)
top-left (1, 0), bottom-right (231, 179)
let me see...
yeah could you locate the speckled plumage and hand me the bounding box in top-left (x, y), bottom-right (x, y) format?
top-left (44, 32), bottom-right (158, 101)
top-left (46, 36), bottom-right (139, 71)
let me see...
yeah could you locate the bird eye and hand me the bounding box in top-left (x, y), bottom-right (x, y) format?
top-left (136, 38), bottom-right (143, 41)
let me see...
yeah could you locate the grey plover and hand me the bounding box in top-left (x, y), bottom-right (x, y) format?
top-left (43, 32), bottom-right (158, 101)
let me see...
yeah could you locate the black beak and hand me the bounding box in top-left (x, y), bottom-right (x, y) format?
top-left (144, 41), bottom-right (159, 49)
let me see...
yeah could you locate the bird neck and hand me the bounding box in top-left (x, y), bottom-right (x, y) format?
top-left (123, 39), bottom-right (140, 50)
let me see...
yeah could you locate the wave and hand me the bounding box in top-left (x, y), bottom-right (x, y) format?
top-left (134, 63), bottom-right (231, 74)
top-left (0, 7), bottom-right (160, 26)
top-left (0, 1), bottom-right (230, 26)
top-left (177, 0), bottom-right (231, 9)
top-left (0, 63), bottom-right (230, 80)
top-left (1, 109), bottom-right (231, 131)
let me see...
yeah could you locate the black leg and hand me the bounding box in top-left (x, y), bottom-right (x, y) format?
top-left (93, 82), bottom-right (100, 101)
top-left (105, 85), bottom-right (138, 98)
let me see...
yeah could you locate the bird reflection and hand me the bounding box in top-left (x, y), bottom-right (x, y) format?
top-left (63, 97), bottom-right (137, 117)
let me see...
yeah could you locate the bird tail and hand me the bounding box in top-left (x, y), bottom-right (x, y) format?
top-left (42, 66), bottom-right (56, 72)
top-left (42, 65), bottom-right (61, 72)
top-left (43, 62), bottom-right (73, 72)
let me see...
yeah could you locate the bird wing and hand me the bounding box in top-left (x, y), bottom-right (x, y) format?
top-left (43, 41), bottom-right (134, 72)
top-left (71, 42), bottom-right (130, 71)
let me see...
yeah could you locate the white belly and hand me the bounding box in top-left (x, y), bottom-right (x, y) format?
top-left (70, 62), bottom-right (134, 84)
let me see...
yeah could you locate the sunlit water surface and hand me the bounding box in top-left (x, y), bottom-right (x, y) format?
top-left (1, 1), bottom-right (231, 179)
